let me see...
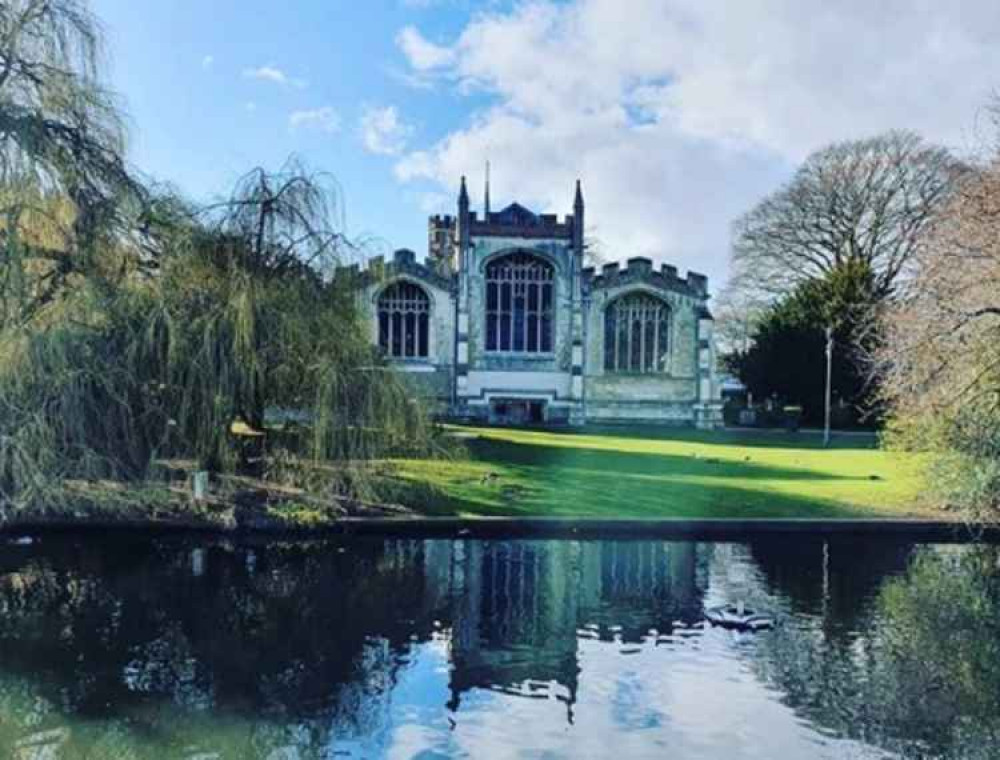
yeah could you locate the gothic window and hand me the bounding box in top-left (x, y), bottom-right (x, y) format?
top-left (485, 253), bottom-right (555, 353)
top-left (603, 292), bottom-right (670, 373)
top-left (378, 281), bottom-right (430, 359)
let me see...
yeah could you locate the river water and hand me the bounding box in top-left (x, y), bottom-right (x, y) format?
top-left (0, 534), bottom-right (997, 759)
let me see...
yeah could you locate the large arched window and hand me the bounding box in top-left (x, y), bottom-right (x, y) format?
top-left (485, 253), bottom-right (554, 353)
top-left (378, 281), bottom-right (430, 358)
top-left (604, 292), bottom-right (670, 373)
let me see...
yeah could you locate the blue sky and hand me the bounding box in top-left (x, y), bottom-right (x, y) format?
top-left (92, 1), bottom-right (1000, 289)
top-left (93, 0), bottom-right (488, 255)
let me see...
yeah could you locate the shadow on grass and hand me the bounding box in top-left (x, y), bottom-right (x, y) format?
top-left (401, 436), bottom-right (903, 519)
top-left (456, 423), bottom-right (879, 452)
top-left (469, 437), bottom-right (870, 483)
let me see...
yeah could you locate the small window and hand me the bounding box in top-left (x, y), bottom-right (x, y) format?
top-left (377, 281), bottom-right (430, 358)
top-left (604, 293), bottom-right (670, 373)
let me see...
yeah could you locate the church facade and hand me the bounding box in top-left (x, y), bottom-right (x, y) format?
top-left (354, 177), bottom-right (722, 427)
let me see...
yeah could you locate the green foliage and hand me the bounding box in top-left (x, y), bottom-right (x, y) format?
top-left (0, 0), bottom-right (147, 329)
top-left (0, 287), bottom-right (171, 513)
top-left (0, 167), bottom-right (448, 517)
top-left (265, 500), bottom-right (332, 528)
top-left (872, 546), bottom-right (1000, 754)
top-left (883, 398), bottom-right (1000, 520)
top-left (726, 260), bottom-right (879, 426)
top-left (0, 3), bottom-right (449, 520)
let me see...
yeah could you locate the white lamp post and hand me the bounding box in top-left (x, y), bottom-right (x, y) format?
top-left (824, 326), bottom-right (833, 447)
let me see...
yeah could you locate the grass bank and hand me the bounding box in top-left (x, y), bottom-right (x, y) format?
top-left (391, 425), bottom-right (934, 519)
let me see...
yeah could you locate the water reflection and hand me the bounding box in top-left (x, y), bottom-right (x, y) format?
top-left (0, 534), bottom-right (995, 758)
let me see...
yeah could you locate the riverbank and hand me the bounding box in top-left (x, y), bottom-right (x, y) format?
top-left (1, 515), bottom-right (990, 543)
top-left (0, 467), bottom-right (419, 534)
top-left (0, 425), bottom-right (956, 533)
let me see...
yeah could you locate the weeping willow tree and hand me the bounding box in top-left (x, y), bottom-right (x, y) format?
top-left (151, 165), bottom-right (442, 495)
top-left (0, 0), bottom-right (147, 328)
top-left (0, 2), bottom-right (446, 518)
top-left (0, 163), bottom-right (445, 516)
top-left (0, 0), bottom-right (157, 514)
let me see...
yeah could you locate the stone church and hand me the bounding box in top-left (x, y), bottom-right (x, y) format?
top-left (355, 176), bottom-right (722, 427)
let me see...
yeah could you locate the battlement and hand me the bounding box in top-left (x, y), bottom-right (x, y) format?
top-left (687, 272), bottom-right (708, 296)
top-left (429, 214), bottom-right (455, 228)
top-left (394, 248), bottom-right (417, 266)
top-left (333, 248), bottom-right (454, 290)
top-left (627, 257), bottom-right (653, 275)
top-left (441, 177), bottom-right (584, 247)
top-left (587, 258), bottom-right (710, 300)
top-left (468, 203), bottom-right (574, 240)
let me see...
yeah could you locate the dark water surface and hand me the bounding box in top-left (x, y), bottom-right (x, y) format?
top-left (1, 534), bottom-right (998, 759)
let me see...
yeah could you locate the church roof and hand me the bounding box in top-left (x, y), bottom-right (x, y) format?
top-left (467, 199), bottom-right (575, 239)
top-left (494, 202), bottom-right (538, 226)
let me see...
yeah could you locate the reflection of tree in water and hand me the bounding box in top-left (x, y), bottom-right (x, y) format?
top-left (0, 537), bottom-right (714, 754)
top-left (746, 542), bottom-right (1000, 759)
top-left (748, 536), bottom-right (913, 626)
top-left (868, 546), bottom-right (1000, 756)
top-left (5, 535), bottom-right (989, 758)
top-left (0, 537), bottom-right (446, 756)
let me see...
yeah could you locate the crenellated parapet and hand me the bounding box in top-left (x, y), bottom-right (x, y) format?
top-left (336, 248), bottom-right (454, 291)
top-left (467, 203), bottom-right (576, 240)
top-left (583, 257), bottom-right (710, 300)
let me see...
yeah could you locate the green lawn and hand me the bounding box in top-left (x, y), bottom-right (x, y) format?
top-left (391, 425), bottom-right (934, 519)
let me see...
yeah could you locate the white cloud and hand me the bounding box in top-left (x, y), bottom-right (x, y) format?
top-left (289, 106), bottom-right (340, 133)
top-left (386, 65), bottom-right (438, 92)
top-left (360, 105), bottom-right (414, 155)
top-left (201, 55), bottom-right (214, 70)
top-left (417, 191), bottom-right (451, 213)
top-left (245, 101), bottom-right (257, 113)
top-left (396, 26), bottom-right (455, 71)
top-left (393, 0), bottom-right (1000, 288)
top-left (242, 64), bottom-right (307, 89)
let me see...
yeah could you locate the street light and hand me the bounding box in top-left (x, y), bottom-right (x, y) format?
top-left (824, 326), bottom-right (833, 447)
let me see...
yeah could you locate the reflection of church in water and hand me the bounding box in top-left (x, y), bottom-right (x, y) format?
top-left (413, 540), bottom-right (713, 719)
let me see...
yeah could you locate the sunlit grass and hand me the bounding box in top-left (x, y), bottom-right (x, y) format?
top-left (392, 425), bottom-right (934, 519)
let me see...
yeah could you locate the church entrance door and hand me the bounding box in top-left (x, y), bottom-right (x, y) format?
top-left (489, 399), bottom-right (546, 426)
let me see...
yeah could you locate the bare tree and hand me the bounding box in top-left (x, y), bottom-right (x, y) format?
top-left (876, 151), bottom-right (1000, 518)
top-left (583, 230), bottom-right (609, 268)
top-left (878, 161), bottom-right (1000, 422)
top-left (711, 287), bottom-right (770, 357)
top-left (728, 131), bottom-right (965, 305)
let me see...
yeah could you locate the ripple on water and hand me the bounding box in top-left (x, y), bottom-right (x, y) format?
top-left (0, 536), bottom-right (993, 759)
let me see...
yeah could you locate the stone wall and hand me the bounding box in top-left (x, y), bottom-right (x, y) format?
top-left (457, 235), bottom-right (581, 421)
top-left (347, 235), bottom-right (723, 427)
top-left (581, 258), bottom-right (716, 425)
top-left (357, 249), bottom-right (455, 415)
